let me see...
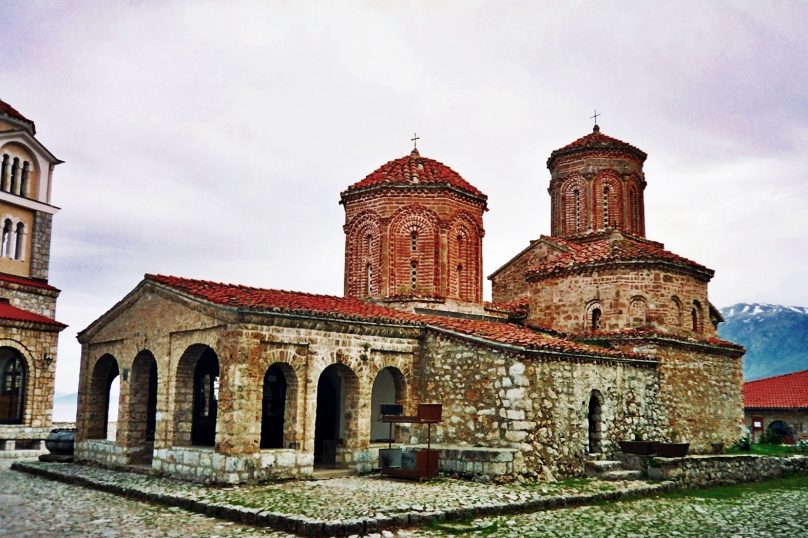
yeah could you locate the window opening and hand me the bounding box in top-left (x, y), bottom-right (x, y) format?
top-left (13, 223), bottom-right (23, 260)
top-left (603, 186), bottom-right (610, 227)
top-left (1, 220), bottom-right (11, 258)
top-left (410, 260), bottom-right (417, 289)
top-left (410, 231), bottom-right (417, 252)
top-left (574, 189), bottom-right (581, 232)
top-left (20, 162), bottom-right (29, 198)
top-left (591, 308), bottom-right (602, 331)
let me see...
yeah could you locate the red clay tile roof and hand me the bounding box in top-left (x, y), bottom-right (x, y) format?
top-left (484, 298), bottom-right (529, 318)
top-left (0, 300), bottom-right (65, 328)
top-left (547, 125), bottom-right (646, 169)
top-left (146, 274), bottom-right (644, 360)
top-left (0, 98), bottom-right (35, 133)
top-left (0, 272), bottom-right (59, 291)
top-left (585, 327), bottom-right (745, 351)
top-left (343, 149), bottom-right (486, 199)
top-left (744, 370), bottom-right (808, 409)
top-left (526, 231), bottom-right (713, 280)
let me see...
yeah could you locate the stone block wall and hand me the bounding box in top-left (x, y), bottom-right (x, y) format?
top-left (421, 331), bottom-right (662, 479)
top-left (646, 454), bottom-right (808, 487)
top-left (151, 446), bottom-right (313, 483)
top-left (0, 279), bottom-right (58, 318)
top-left (29, 211), bottom-right (53, 281)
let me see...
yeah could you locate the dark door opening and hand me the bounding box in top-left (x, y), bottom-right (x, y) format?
top-left (260, 364), bottom-right (287, 449)
top-left (314, 367), bottom-right (340, 465)
top-left (588, 392), bottom-right (602, 454)
top-left (145, 360), bottom-right (158, 444)
top-left (191, 350), bottom-right (219, 446)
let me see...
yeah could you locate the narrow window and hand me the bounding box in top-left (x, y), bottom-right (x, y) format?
top-left (410, 231), bottom-right (417, 252)
top-left (574, 189), bottom-right (581, 233)
top-left (691, 308), bottom-right (699, 333)
top-left (0, 155), bottom-right (8, 192)
top-left (366, 263), bottom-right (373, 295)
top-left (603, 186), bottom-right (610, 228)
top-left (1, 220), bottom-right (11, 258)
top-left (2, 356), bottom-right (23, 394)
top-left (410, 260), bottom-right (417, 289)
top-left (13, 223), bottom-right (24, 260)
top-left (20, 162), bottom-right (29, 198)
top-left (591, 308), bottom-right (602, 331)
top-left (10, 158), bottom-right (19, 194)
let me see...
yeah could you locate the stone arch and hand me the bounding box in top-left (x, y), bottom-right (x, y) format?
top-left (86, 353), bottom-right (120, 440)
top-left (691, 300), bottom-right (703, 334)
top-left (670, 295), bottom-right (683, 327)
top-left (126, 350), bottom-right (158, 463)
top-left (448, 212), bottom-right (481, 302)
top-left (593, 171), bottom-right (622, 231)
top-left (313, 363), bottom-right (360, 466)
top-left (388, 206), bottom-right (440, 295)
top-left (0, 346), bottom-right (26, 424)
top-left (369, 366), bottom-right (407, 442)
top-left (560, 175), bottom-right (587, 235)
top-left (584, 300), bottom-right (603, 332)
top-left (173, 344), bottom-right (219, 447)
top-left (767, 420), bottom-right (795, 444)
top-left (629, 295), bottom-right (649, 327)
top-left (346, 211), bottom-right (382, 298)
top-left (587, 389), bottom-right (605, 454)
top-left (260, 362), bottom-right (298, 449)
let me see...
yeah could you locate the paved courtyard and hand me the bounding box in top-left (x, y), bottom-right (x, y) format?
top-left (2, 460), bottom-right (808, 537)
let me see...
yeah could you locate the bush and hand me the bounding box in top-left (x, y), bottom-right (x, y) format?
top-left (760, 431), bottom-right (783, 445)
top-left (733, 436), bottom-right (751, 451)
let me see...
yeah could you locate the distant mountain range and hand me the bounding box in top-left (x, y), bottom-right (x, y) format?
top-left (53, 391), bottom-right (77, 423)
top-left (719, 303), bottom-right (808, 381)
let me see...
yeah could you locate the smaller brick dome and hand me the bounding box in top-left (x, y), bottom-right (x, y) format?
top-left (0, 98), bottom-right (35, 134)
top-left (344, 148), bottom-right (485, 199)
top-left (547, 125), bottom-right (646, 170)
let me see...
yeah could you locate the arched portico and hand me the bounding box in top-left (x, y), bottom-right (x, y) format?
top-left (370, 366), bottom-right (406, 442)
top-left (174, 344), bottom-right (219, 447)
top-left (313, 363), bottom-right (359, 466)
top-left (86, 354), bottom-right (120, 440)
top-left (260, 362), bottom-right (298, 449)
top-left (127, 350), bottom-right (158, 463)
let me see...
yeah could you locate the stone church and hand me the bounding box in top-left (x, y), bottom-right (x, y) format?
top-left (75, 123), bottom-right (744, 483)
top-left (0, 100), bottom-right (65, 455)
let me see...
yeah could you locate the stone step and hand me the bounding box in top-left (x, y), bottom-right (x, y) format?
top-left (310, 467), bottom-right (357, 480)
top-left (601, 469), bottom-right (643, 481)
top-left (587, 460), bottom-right (623, 473)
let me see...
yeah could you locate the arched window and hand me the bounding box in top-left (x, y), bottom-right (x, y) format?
top-left (13, 222), bottom-right (24, 260)
top-left (0, 155), bottom-right (8, 192)
top-left (9, 158), bottom-right (18, 194)
top-left (366, 263), bottom-right (373, 296)
top-left (410, 231), bottom-right (417, 252)
top-left (691, 300), bottom-right (703, 334)
top-left (19, 162), bottom-right (29, 198)
top-left (574, 189), bottom-right (581, 233)
top-left (591, 308), bottom-right (602, 331)
top-left (0, 348), bottom-right (26, 424)
top-left (410, 260), bottom-right (418, 290)
top-left (603, 186), bottom-right (610, 228)
top-left (629, 187), bottom-right (640, 232)
top-left (1, 220), bottom-right (12, 258)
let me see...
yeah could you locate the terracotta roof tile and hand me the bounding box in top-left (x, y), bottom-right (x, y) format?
top-left (547, 125), bottom-right (646, 168)
top-left (0, 98), bottom-right (35, 133)
top-left (0, 272), bottom-right (59, 291)
top-left (744, 370), bottom-right (808, 409)
top-left (526, 231), bottom-right (712, 279)
top-left (585, 327), bottom-right (745, 350)
top-left (343, 149), bottom-right (485, 198)
top-left (146, 274), bottom-right (642, 360)
top-left (0, 300), bottom-right (65, 328)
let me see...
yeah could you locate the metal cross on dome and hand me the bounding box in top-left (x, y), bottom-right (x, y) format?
top-left (590, 109), bottom-right (601, 125)
top-left (411, 132), bottom-right (420, 150)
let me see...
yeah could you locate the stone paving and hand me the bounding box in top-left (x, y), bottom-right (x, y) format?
top-left (7, 459), bottom-right (808, 537)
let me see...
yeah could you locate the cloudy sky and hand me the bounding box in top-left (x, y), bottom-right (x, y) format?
top-left (1, 1), bottom-right (807, 396)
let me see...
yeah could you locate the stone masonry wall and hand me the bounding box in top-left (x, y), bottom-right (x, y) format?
top-left (421, 332), bottom-right (662, 479)
top-left (0, 280), bottom-right (58, 318)
top-left (646, 454), bottom-right (808, 487)
top-left (524, 266), bottom-right (713, 338)
top-left (29, 211), bottom-right (52, 281)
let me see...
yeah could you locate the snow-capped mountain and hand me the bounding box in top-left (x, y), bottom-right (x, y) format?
top-left (719, 303), bottom-right (808, 380)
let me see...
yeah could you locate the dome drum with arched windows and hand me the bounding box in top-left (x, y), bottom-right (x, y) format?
top-left (341, 148), bottom-right (487, 306)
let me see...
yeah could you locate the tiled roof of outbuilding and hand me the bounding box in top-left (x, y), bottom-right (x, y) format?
top-left (547, 125), bottom-right (646, 168)
top-left (146, 274), bottom-right (644, 360)
top-left (0, 98), bottom-right (35, 133)
top-left (526, 230), bottom-right (713, 280)
top-left (0, 300), bottom-right (65, 328)
top-left (0, 272), bottom-right (59, 291)
top-left (343, 149), bottom-right (485, 199)
top-left (744, 370), bottom-right (808, 409)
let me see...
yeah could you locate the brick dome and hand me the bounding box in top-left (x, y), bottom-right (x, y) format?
top-left (343, 148), bottom-right (485, 199)
top-left (547, 125), bottom-right (646, 170)
top-left (0, 98), bottom-right (35, 134)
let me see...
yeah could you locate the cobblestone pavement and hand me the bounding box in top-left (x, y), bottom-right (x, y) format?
top-left (6, 460), bottom-right (808, 537)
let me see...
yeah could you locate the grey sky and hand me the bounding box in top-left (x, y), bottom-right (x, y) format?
top-left (1, 1), bottom-right (806, 394)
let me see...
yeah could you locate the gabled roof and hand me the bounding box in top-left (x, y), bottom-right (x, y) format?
top-left (145, 274), bottom-right (646, 360)
top-left (341, 149), bottom-right (486, 200)
top-left (744, 370), bottom-right (808, 409)
top-left (0, 300), bottom-right (65, 329)
top-left (525, 230), bottom-right (714, 281)
top-left (0, 272), bottom-right (60, 292)
top-left (547, 125), bottom-right (646, 169)
top-left (0, 98), bottom-right (35, 134)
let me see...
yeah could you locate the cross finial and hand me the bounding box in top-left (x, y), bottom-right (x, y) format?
top-left (590, 109), bottom-right (601, 126)
top-left (411, 132), bottom-right (420, 150)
